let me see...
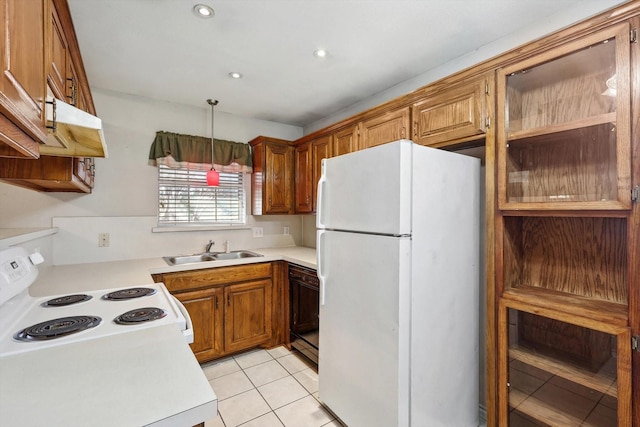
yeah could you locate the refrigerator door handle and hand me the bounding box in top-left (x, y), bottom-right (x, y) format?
top-left (316, 162), bottom-right (327, 229)
top-left (317, 229), bottom-right (326, 306)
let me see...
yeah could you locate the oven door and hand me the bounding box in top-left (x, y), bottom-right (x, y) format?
top-left (289, 265), bottom-right (319, 364)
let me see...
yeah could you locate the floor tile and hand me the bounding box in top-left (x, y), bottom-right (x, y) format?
top-left (277, 353), bottom-right (311, 374)
top-left (267, 346), bottom-right (291, 359)
top-left (218, 389), bottom-right (271, 427)
top-left (238, 411), bottom-right (284, 427)
top-left (293, 368), bottom-right (319, 394)
top-left (244, 359), bottom-right (290, 387)
top-left (275, 395), bottom-right (334, 427)
top-left (204, 412), bottom-right (226, 427)
top-left (235, 349), bottom-right (274, 369)
top-left (209, 370), bottom-right (254, 400)
top-left (258, 375), bottom-right (310, 410)
top-left (203, 356), bottom-right (242, 380)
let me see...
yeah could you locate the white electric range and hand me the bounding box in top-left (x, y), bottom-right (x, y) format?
top-left (0, 246), bottom-right (216, 427)
top-left (0, 247), bottom-right (192, 357)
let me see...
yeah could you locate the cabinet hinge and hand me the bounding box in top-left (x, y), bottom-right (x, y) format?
top-left (485, 116), bottom-right (491, 129)
top-left (631, 29), bottom-right (638, 44)
top-left (632, 185), bottom-right (640, 202)
top-left (633, 335), bottom-right (640, 352)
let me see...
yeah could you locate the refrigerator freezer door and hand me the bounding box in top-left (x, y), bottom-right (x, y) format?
top-left (317, 140), bottom-right (413, 236)
top-left (317, 229), bottom-right (411, 427)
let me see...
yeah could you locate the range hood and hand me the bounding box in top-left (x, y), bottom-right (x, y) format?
top-left (42, 98), bottom-right (108, 158)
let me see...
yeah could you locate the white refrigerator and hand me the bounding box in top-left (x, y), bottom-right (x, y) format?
top-left (316, 139), bottom-right (479, 427)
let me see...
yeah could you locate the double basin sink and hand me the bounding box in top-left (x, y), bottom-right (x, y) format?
top-left (163, 250), bottom-right (263, 266)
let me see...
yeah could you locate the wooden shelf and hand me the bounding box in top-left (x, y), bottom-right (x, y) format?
top-left (510, 346), bottom-right (617, 398)
top-left (507, 112), bottom-right (615, 143)
top-left (503, 287), bottom-right (628, 326)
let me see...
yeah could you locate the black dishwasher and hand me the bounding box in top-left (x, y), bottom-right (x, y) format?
top-left (289, 264), bottom-right (319, 364)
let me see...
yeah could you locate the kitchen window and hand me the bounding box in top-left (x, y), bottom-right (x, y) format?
top-left (157, 165), bottom-right (246, 226)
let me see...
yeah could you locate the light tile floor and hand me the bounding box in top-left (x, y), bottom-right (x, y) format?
top-left (203, 346), bottom-right (343, 427)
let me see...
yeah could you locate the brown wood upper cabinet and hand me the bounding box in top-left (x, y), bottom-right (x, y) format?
top-left (359, 106), bottom-right (410, 149)
top-left (0, 156), bottom-right (94, 192)
top-left (333, 124), bottom-right (359, 156)
top-left (295, 135), bottom-right (332, 213)
top-left (295, 141), bottom-right (312, 213)
top-left (497, 24), bottom-right (631, 211)
top-left (412, 74), bottom-right (491, 147)
top-left (152, 263), bottom-right (274, 364)
top-left (250, 136), bottom-right (295, 215)
top-left (0, 0), bottom-right (47, 158)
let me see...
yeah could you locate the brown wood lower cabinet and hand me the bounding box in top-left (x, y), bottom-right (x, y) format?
top-left (152, 262), bottom-right (279, 364)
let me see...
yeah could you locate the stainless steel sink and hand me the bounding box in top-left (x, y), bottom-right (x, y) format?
top-left (163, 250), bottom-right (262, 265)
top-left (211, 250), bottom-right (263, 260)
top-left (163, 254), bottom-right (217, 265)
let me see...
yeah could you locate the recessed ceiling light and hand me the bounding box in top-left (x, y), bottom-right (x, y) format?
top-left (193, 4), bottom-right (214, 18)
top-left (228, 72), bottom-right (243, 79)
top-left (313, 49), bottom-right (328, 58)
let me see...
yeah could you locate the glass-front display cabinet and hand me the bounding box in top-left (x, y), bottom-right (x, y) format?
top-left (498, 301), bottom-right (631, 426)
top-left (497, 23), bottom-right (631, 211)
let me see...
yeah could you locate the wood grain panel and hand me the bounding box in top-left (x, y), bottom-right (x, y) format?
top-left (506, 123), bottom-right (618, 204)
top-left (224, 278), bottom-right (272, 353)
top-left (503, 216), bottom-right (627, 304)
top-left (175, 287), bottom-right (224, 362)
top-left (159, 263), bottom-right (272, 293)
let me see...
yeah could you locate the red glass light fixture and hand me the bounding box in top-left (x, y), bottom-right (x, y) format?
top-left (206, 99), bottom-right (219, 186)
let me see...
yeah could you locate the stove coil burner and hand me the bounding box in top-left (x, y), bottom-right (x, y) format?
top-left (42, 294), bottom-right (92, 307)
top-left (103, 287), bottom-right (157, 301)
top-left (14, 316), bottom-right (102, 341)
top-left (114, 307), bottom-right (167, 325)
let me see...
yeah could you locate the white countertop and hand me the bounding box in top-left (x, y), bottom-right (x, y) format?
top-left (0, 325), bottom-right (217, 427)
top-left (29, 246), bottom-right (317, 297)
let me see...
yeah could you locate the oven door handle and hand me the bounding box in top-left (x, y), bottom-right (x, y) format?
top-left (172, 296), bottom-right (194, 344)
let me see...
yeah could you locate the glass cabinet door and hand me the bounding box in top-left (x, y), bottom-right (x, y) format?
top-left (498, 301), bottom-right (631, 426)
top-left (497, 23), bottom-right (631, 210)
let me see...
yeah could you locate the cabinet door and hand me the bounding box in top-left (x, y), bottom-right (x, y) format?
top-left (333, 125), bottom-right (358, 156)
top-left (265, 141), bottom-right (294, 214)
top-left (47, 0), bottom-right (68, 102)
top-left (312, 135), bottom-right (331, 212)
top-left (412, 74), bottom-right (489, 147)
top-left (0, 0), bottom-right (46, 156)
top-left (497, 24), bottom-right (631, 210)
top-left (360, 106), bottom-right (410, 149)
top-left (295, 142), bottom-right (313, 213)
top-left (498, 300), bottom-right (631, 426)
top-left (176, 287), bottom-right (224, 363)
top-left (224, 279), bottom-right (272, 353)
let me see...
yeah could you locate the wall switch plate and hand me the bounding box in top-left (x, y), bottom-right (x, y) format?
top-left (284, 226), bottom-right (290, 235)
top-left (98, 233), bottom-right (110, 247)
top-left (252, 227), bottom-right (264, 238)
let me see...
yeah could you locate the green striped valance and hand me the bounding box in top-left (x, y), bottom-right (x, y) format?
top-left (148, 131), bottom-right (253, 173)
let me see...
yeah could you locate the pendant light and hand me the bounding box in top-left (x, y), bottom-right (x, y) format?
top-left (206, 99), bottom-right (219, 186)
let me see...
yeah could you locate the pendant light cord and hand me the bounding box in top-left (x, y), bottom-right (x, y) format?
top-left (207, 99), bottom-right (219, 169)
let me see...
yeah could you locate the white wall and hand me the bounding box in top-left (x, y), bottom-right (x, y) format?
top-left (0, 90), bottom-right (305, 264)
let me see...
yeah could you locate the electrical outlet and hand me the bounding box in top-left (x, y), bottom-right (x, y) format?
top-left (284, 226), bottom-right (290, 235)
top-left (98, 233), bottom-right (110, 247)
top-left (252, 227), bottom-right (264, 238)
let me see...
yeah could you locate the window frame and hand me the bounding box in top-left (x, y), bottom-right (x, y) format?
top-left (154, 165), bottom-right (248, 231)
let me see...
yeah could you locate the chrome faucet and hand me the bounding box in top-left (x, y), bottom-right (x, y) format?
top-left (224, 240), bottom-right (230, 253)
top-left (205, 240), bottom-right (215, 253)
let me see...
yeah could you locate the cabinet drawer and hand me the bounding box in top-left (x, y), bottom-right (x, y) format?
top-left (161, 262), bottom-right (272, 293)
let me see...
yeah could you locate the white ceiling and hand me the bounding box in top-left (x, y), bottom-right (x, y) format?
top-left (67, 0), bottom-right (626, 129)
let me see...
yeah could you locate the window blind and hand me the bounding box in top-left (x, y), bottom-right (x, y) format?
top-left (157, 165), bottom-right (245, 225)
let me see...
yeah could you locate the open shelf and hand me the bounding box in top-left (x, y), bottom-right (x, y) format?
top-left (509, 346), bottom-right (617, 398)
top-left (503, 287), bottom-right (628, 326)
top-left (508, 112), bottom-right (615, 142)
